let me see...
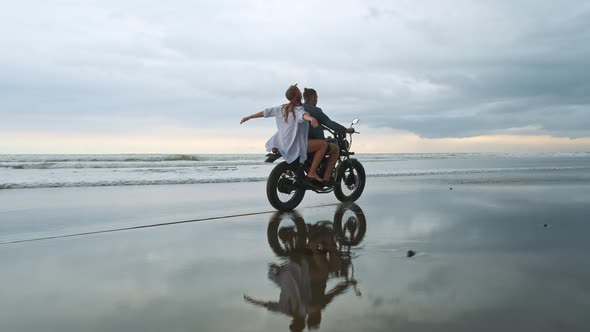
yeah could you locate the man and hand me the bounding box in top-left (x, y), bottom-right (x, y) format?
top-left (305, 222), bottom-right (356, 329)
top-left (302, 88), bottom-right (355, 183)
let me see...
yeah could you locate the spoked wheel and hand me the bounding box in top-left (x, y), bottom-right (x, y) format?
top-left (334, 203), bottom-right (366, 246)
top-left (266, 161), bottom-right (306, 211)
top-left (334, 159), bottom-right (366, 203)
top-left (267, 210), bottom-right (307, 256)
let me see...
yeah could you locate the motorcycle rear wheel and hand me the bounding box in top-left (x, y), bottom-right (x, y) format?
top-left (267, 210), bottom-right (307, 256)
top-left (267, 161), bottom-right (306, 211)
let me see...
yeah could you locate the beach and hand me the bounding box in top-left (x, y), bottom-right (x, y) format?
top-left (3, 0), bottom-right (590, 330)
top-left (1, 154), bottom-right (590, 331)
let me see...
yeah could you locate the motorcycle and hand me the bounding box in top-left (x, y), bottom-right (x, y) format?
top-left (264, 118), bottom-right (366, 211)
top-left (243, 204), bottom-right (366, 329)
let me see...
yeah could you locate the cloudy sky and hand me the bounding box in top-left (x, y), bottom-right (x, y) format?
top-left (1, 0), bottom-right (589, 153)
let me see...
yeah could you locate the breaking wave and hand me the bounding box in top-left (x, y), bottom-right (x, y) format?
top-left (2, 165), bottom-right (588, 190)
top-left (0, 177), bottom-right (269, 190)
top-left (0, 154), bottom-right (263, 169)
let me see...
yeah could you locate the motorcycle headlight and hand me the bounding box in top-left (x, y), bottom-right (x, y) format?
top-left (340, 139), bottom-right (350, 151)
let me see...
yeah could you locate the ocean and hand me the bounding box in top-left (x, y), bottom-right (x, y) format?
top-left (1, 152), bottom-right (589, 190)
top-left (2, 152), bottom-right (590, 331)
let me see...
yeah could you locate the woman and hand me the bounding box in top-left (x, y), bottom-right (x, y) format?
top-left (243, 257), bottom-right (310, 332)
top-left (240, 84), bottom-right (327, 182)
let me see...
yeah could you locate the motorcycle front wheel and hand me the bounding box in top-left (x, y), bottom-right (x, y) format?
top-left (334, 159), bottom-right (366, 203)
top-left (334, 203), bottom-right (366, 246)
top-left (266, 161), bottom-right (306, 211)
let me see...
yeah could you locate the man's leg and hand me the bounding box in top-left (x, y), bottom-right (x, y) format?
top-left (307, 139), bottom-right (327, 181)
top-left (323, 143), bottom-right (339, 182)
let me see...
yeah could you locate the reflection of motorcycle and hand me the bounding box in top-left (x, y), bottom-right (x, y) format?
top-left (267, 203), bottom-right (366, 298)
top-left (244, 203), bottom-right (367, 330)
top-left (267, 203), bottom-right (366, 257)
top-left (265, 119), bottom-right (366, 211)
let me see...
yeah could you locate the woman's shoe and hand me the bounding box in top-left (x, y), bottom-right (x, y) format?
top-left (306, 174), bottom-right (323, 182)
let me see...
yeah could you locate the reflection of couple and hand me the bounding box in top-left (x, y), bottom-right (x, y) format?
top-left (243, 258), bottom-right (310, 331)
top-left (240, 85), bottom-right (354, 184)
top-left (244, 250), bottom-right (354, 331)
top-left (244, 209), bottom-right (361, 331)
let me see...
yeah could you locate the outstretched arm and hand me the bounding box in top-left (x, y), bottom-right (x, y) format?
top-left (240, 111), bottom-right (264, 124)
top-left (244, 294), bottom-right (272, 307)
top-left (243, 294), bottom-right (280, 312)
top-left (320, 281), bottom-right (352, 307)
top-left (313, 109), bottom-right (350, 134)
top-left (303, 113), bottom-right (319, 128)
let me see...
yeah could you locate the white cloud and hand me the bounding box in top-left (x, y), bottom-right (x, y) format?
top-left (1, 0), bottom-right (589, 152)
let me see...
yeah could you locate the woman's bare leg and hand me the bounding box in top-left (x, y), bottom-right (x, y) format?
top-left (323, 143), bottom-right (339, 182)
top-left (307, 139), bottom-right (327, 181)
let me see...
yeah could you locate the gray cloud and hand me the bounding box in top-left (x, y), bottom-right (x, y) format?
top-left (1, 0), bottom-right (589, 139)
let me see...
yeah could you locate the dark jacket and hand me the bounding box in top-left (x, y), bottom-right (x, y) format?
top-left (303, 104), bottom-right (347, 140)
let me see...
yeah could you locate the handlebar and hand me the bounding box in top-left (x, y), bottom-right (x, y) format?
top-left (323, 127), bottom-right (359, 137)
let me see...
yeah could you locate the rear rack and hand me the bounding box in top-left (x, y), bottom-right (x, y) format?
top-left (265, 152), bottom-right (282, 163)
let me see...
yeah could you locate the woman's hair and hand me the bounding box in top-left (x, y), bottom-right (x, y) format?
top-left (303, 88), bottom-right (317, 102)
top-left (282, 84), bottom-right (302, 122)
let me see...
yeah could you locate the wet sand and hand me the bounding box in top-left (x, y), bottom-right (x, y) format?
top-left (1, 178), bottom-right (589, 331)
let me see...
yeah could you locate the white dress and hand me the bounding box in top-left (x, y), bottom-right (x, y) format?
top-left (266, 260), bottom-right (311, 317)
top-left (263, 105), bottom-right (310, 164)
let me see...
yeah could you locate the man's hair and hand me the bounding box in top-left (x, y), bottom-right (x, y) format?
top-left (303, 88), bottom-right (317, 102)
